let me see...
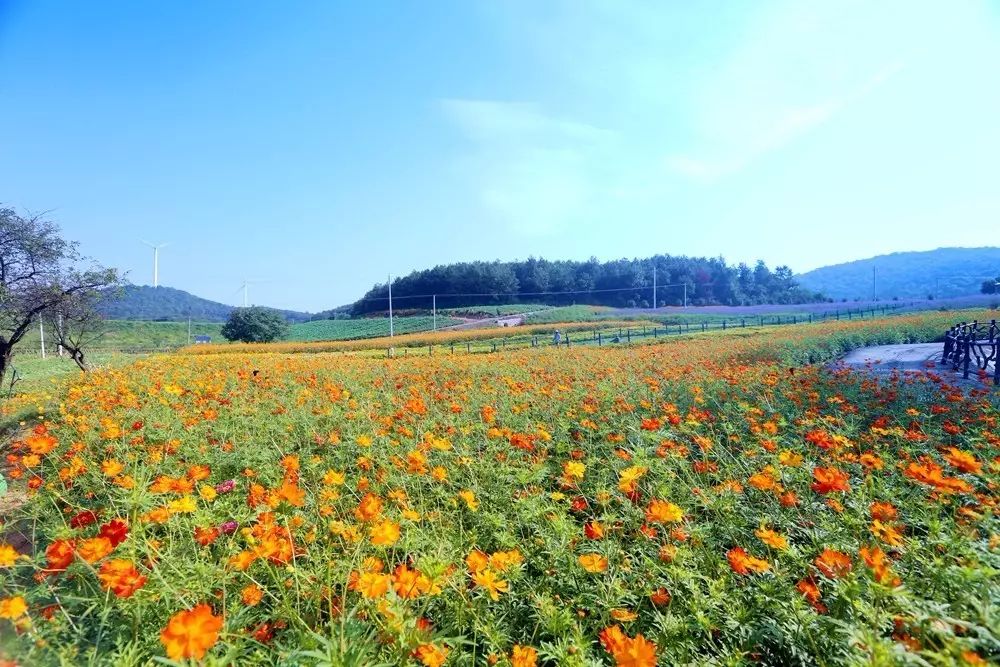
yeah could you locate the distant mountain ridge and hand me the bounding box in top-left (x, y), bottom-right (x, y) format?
top-left (99, 285), bottom-right (312, 323)
top-left (797, 247), bottom-right (1000, 300)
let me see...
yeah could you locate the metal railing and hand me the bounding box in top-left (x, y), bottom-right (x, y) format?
top-left (943, 320), bottom-right (1000, 385)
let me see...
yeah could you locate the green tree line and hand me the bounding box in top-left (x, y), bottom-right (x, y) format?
top-left (352, 255), bottom-right (826, 315)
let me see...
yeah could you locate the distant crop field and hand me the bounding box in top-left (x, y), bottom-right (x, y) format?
top-left (522, 304), bottom-right (617, 323)
top-left (287, 316), bottom-right (462, 342)
top-left (441, 304), bottom-right (552, 317)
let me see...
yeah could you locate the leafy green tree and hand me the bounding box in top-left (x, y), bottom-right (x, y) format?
top-left (980, 278), bottom-right (999, 294)
top-left (221, 307), bottom-right (289, 343)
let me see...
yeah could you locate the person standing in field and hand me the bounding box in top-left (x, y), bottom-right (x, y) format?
top-left (553, 330), bottom-right (561, 345)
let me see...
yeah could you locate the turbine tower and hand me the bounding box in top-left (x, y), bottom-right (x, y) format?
top-left (142, 241), bottom-right (169, 287)
top-left (236, 278), bottom-right (267, 307)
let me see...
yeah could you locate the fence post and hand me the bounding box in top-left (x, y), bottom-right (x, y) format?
top-left (492, 343), bottom-right (497, 353)
top-left (626, 329), bottom-right (631, 343)
top-left (451, 343), bottom-right (455, 354)
top-left (741, 319), bottom-right (745, 328)
top-left (467, 343), bottom-right (471, 354)
top-left (653, 328), bottom-right (657, 338)
top-left (677, 325), bottom-right (682, 335)
top-left (598, 332), bottom-right (602, 346)
top-left (722, 320), bottom-right (727, 330)
top-left (963, 336), bottom-right (971, 379)
top-left (702, 322), bottom-right (706, 332)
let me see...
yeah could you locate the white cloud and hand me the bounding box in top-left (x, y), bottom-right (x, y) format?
top-left (441, 99), bottom-right (617, 235)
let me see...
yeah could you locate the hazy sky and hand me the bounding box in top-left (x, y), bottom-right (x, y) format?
top-left (2, 1), bottom-right (998, 312)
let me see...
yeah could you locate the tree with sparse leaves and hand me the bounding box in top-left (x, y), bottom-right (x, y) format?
top-left (44, 287), bottom-right (118, 372)
top-left (0, 207), bottom-right (122, 387)
top-left (221, 306), bottom-right (288, 343)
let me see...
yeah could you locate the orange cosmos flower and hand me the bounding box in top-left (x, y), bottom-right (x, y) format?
top-left (511, 645), bottom-right (538, 667)
top-left (859, 546), bottom-right (900, 586)
top-left (585, 521), bottom-right (606, 539)
top-left (579, 553), bottom-right (608, 573)
top-left (814, 548), bottom-right (852, 579)
top-left (650, 587), bottom-right (671, 606)
top-left (472, 569), bottom-right (509, 601)
top-left (942, 447), bottom-right (981, 475)
top-left (0, 596), bottom-right (27, 620)
top-left (0, 544), bottom-right (18, 568)
top-left (159, 603), bottom-right (223, 661)
top-left (241, 584), bottom-right (264, 606)
top-left (369, 519), bottom-right (401, 546)
top-left (392, 563), bottom-right (432, 599)
top-left (727, 547), bottom-right (770, 575)
top-left (97, 559), bottom-right (147, 598)
top-left (490, 549), bottom-right (523, 572)
top-left (600, 625), bottom-right (657, 667)
top-left (44, 539), bottom-right (75, 573)
top-left (354, 571), bottom-right (390, 599)
top-left (610, 608), bottom-right (638, 622)
top-left (645, 499), bottom-right (684, 523)
top-left (869, 520), bottom-right (905, 547)
top-left (796, 577), bottom-right (825, 613)
top-left (354, 493), bottom-right (383, 522)
top-left (869, 501), bottom-right (898, 521)
top-left (618, 466), bottom-right (647, 494)
top-left (458, 489), bottom-right (479, 511)
top-left (77, 537), bottom-right (114, 564)
top-left (811, 466), bottom-right (850, 494)
top-left (466, 549), bottom-right (489, 573)
top-left (755, 527), bottom-right (789, 551)
top-left (414, 643), bottom-right (449, 667)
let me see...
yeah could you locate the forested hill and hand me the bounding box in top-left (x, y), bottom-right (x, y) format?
top-left (796, 247), bottom-right (1000, 300)
top-left (352, 256), bottom-right (826, 314)
top-left (99, 285), bottom-right (312, 322)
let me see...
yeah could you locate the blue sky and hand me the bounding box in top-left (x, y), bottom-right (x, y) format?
top-left (1, 1), bottom-right (998, 312)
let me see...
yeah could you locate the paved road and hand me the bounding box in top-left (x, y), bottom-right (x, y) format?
top-left (835, 342), bottom-right (998, 388)
top-left (836, 343), bottom-right (943, 372)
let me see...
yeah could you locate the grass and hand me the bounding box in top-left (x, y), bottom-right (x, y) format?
top-left (18, 321), bottom-right (225, 351)
top-left (287, 316), bottom-right (463, 342)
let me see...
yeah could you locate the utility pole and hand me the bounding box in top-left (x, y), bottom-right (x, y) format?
top-left (39, 319), bottom-right (45, 360)
top-left (388, 275), bottom-right (394, 337)
top-left (57, 313), bottom-right (63, 357)
top-left (652, 266), bottom-right (657, 309)
top-left (187, 316), bottom-right (192, 345)
top-left (432, 294), bottom-right (437, 331)
top-left (683, 283), bottom-right (688, 308)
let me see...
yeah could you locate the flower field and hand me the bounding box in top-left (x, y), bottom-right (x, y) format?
top-left (0, 311), bottom-right (997, 666)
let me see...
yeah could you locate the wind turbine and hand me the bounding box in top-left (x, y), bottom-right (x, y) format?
top-left (235, 278), bottom-right (268, 307)
top-left (141, 241), bottom-right (169, 287)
